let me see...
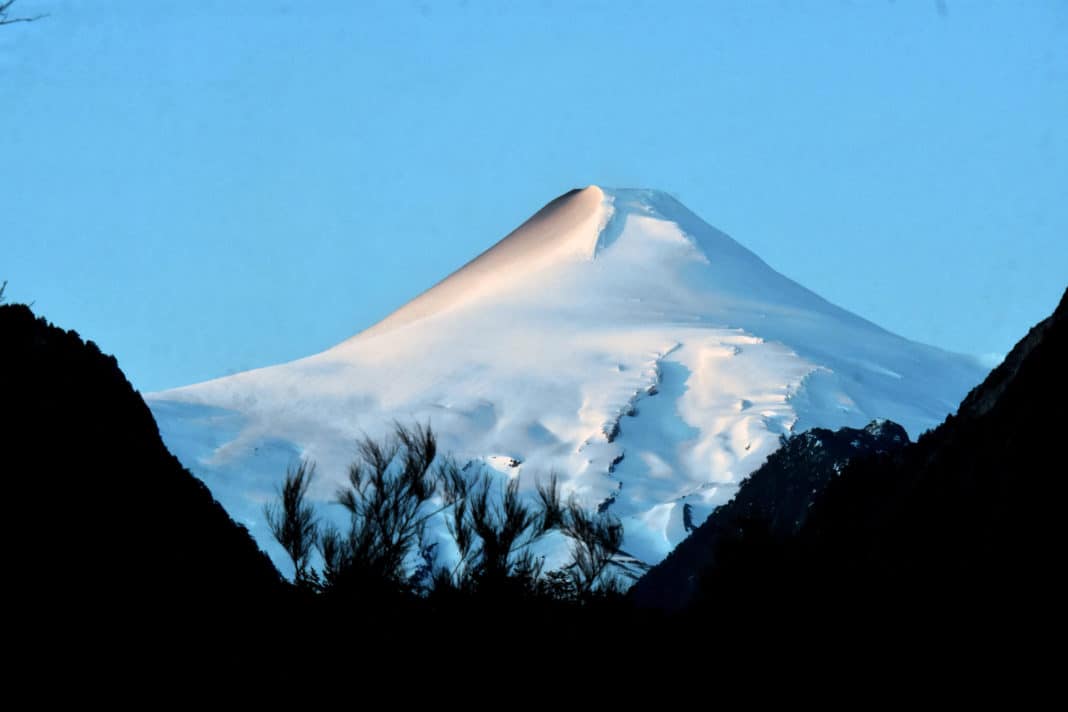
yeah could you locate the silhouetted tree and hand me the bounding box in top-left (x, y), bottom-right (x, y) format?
top-left (264, 461), bottom-right (318, 588)
top-left (438, 466), bottom-right (560, 596)
top-left (537, 475), bottom-right (643, 596)
top-left (264, 422), bottom-right (638, 612)
top-left (317, 423), bottom-right (445, 598)
top-left (0, 1), bottom-right (46, 27)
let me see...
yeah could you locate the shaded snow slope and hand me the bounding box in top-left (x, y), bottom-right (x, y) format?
top-left (149, 186), bottom-right (986, 573)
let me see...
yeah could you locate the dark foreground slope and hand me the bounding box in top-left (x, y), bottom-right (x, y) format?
top-left (680, 288), bottom-right (1067, 624)
top-left (0, 304), bottom-right (282, 621)
top-left (631, 420), bottom-right (909, 611)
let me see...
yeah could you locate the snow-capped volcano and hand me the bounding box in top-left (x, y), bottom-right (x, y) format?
top-left (149, 186), bottom-right (985, 571)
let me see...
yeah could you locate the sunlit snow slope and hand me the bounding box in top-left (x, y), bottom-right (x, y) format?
top-left (149, 186), bottom-right (986, 572)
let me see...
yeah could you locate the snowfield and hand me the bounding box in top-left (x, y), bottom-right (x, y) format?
top-left (149, 186), bottom-right (986, 574)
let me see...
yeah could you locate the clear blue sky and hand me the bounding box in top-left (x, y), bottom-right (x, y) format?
top-left (2, 1), bottom-right (1065, 392)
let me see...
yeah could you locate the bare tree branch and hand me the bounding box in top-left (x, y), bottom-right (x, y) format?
top-left (0, 0), bottom-right (48, 26)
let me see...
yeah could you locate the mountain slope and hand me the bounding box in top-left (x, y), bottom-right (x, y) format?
top-left (686, 287), bottom-right (1067, 619)
top-left (148, 186), bottom-right (985, 571)
top-left (799, 287), bottom-right (1067, 590)
top-left (629, 419), bottom-right (910, 610)
top-left (0, 304), bottom-right (283, 615)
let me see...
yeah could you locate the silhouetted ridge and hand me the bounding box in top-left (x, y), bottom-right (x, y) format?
top-left (0, 304), bottom-right (283, 621)
top-left (630, 420), bottom-right (909, 610)
top-left (672, 286), bottom-right (1067, 625)
top-left (958, 288), bottom-right (1066, 419)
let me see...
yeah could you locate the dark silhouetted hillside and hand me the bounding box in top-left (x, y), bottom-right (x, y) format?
top-left (683, 287), bottom-right (1067, 625)
top-left (0, 304), bottom-right (283, 622)
top-left (630, 420), bottom-right (909, 611)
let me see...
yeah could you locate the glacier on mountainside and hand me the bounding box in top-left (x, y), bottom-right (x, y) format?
top-left (149, 186), bottom-right (986, 575)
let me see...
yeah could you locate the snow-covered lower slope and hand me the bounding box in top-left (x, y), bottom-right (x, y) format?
top-left (149, 186), bottom-right (985, 573)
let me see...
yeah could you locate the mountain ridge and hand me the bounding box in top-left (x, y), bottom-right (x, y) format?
top-left (0, 303), bottom-right (284, 620)
top-left (630, 418), bottom-right (911, 610)
top-left (673, 286), bottom-right (1067, 622)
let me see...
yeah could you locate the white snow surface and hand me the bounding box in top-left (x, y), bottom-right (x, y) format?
top-left (148, 186), bottom-right (986, 574)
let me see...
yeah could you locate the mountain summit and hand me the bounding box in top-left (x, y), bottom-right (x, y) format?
top-left (149, 186), bottom-right (985, 571)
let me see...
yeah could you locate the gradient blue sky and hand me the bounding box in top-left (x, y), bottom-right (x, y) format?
top-left (2, 0), bottom-right (1065, 392)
